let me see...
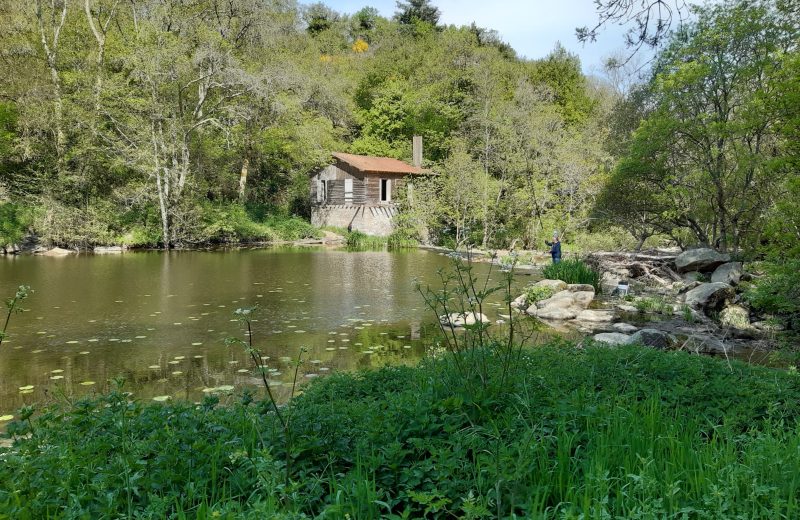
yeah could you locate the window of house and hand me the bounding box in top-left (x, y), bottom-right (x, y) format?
top-left (318, 180), bottom-right (327, 203)
top-left (344, 179), bottom-right (353, 204)
top-left (380, 179), bottom-right (391, 202)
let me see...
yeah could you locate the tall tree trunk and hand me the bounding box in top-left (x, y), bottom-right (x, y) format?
top-left (84, 0), bottom-right (118, 136)
top-left (238, 156), bottom-right (249, 202)
top-left (35, 0), bottom-right (68, 174)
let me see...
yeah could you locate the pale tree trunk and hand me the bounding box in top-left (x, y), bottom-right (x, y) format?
top-left (34, 0), bottom-right (68, 174)
top-left (238, 156), bottom-right (249, 202)
top-left (83, 0), bottom-right (119, 135)
top-left (151, 121), bottom-right (170, 249)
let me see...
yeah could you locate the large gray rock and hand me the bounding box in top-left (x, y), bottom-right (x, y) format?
top-left (752, 320), bottom-right (785, 332)
top-left (511, 294), bottom-right (528, 309)
top-left (533, 290), bottom-right (576, 310)
top-left (532, 279), bottom-right (568, 292)
top-left (535, 307), bottom-right (578, 320)
top-left (576, 310), bottom-right (615, 322)
top-left (719, 305), bottom-right (751, 330)
top-left (628, 329), bottom-right (674, 350)
top-left (613, 322), bottom-right (639, 334)
top-left (593, 333), bottom-right (632, 346)
top-left (684, 335), bottom-right (732, 354)
top-left (682, 271), bottom-right (703, 282)
top-left (684, 283), bottom-right (734, 311)
top-left (674, 248), bottom-right (731, 273)
top-left (37, 247), bottom-right (75, 256)
top-left (711, 262), bottom-right (743, 285)
top-left (567, 284), bottom-right (596, 293)
top-left (439, 312), bottom-right (489, 328)
top-left (94, 246), bottom-right (124, 254)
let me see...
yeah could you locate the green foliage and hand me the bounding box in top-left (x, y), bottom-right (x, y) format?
top-left (0, 203), bottom-right (28, 248)
top-left (542, 259), bottom-right (601, 291)
top-left (600, 1), bottom-right (793, 252)
top-left (523, 284), bottom-right (555, 304)
top-left (4, 346), bottom-right (800, 517)
top-left (634, 296), bottom-right (672, 315)
top-left (746, 260), bottom-right (800, 330)
top-left (264, 216), bottom-right (321, 241)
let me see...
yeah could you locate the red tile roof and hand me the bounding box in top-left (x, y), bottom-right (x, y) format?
top-left (332, 152), bottom-right (428, 175)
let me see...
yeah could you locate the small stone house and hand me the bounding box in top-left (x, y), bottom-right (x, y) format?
top-left (310, 137), bottom-right (429, 236)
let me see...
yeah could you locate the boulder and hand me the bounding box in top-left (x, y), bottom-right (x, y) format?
top-left (678, 281), bottom-right (702, 294)
top-left (752, 320), bottom-right (785, 332)
top-left (616, 304), bottom-right (638, 313)
top-left (576, 310), bottom-right (615, 322)
top-left (527, 289), bottom-right (596, 320)
top-left (719, 305), bottom-right (751, 330)
top-left (572, 291), bottom-right (596, 308)
top-left (439, 312), bottom-right (490, 328)
top-left (682, 271), bottom-right (703, 282)
top-left (600, 272), bottom-right (621, 295)
top-left (567, 284), bottom-right (596, 293)
top-left (628, 328), bottom-right (674, 349)
top-left (684, 283), bottom-right (734, 311)
top-left (684, 334), bottom-right (732, 354)
top-left (674, 248), bottom-right (731, 273)
top-left (511, 294), bottom-right (528, 309)
top-left (711, 262), bottom-right (743, 285)
top-left (38, 247), bottom-right (75, 256)
top-left (533, 291), bottom-right (576, 310)
top-left (94, 246), bottom-right (124, 254)
top-left (592, 333), bottom-right (632, 346)
top-left (535, 307), bottom-right (578, 320)
top-left (612, 322), bottom-right (639, 334)
top-left (532, 279), bottom-right (568, 292)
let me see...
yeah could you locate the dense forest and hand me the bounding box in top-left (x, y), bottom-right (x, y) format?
top-left (0, 0), bottom-right (797, 261)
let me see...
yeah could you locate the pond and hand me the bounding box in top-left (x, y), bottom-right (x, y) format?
top-left (0, 248), bottom-right (546, 415)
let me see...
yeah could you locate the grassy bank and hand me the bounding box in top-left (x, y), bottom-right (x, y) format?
top-left (2, 344), bottom-right (800, 518)
top-left (0, 201), bottom-right (321, 250)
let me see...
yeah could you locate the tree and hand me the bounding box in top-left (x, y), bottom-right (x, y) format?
top-left (602, 1), bottom-right (793, 252)
top-left (394, 0), bottom-right (440, 27)
top-left (577, 0), bottom-right (691, 54)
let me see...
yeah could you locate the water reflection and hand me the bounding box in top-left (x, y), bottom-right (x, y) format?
top-left (0, 248), bottom-right (510, 415)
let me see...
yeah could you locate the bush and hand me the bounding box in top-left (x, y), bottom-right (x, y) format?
top-left (746, 259), bottom-right (800, 331)
top-left (0, 203), bottom-right (29, 249)
top-left (542, 258), bottom-right (601, 292)
top-left (264, 216), bottom-right (320, 241)
top-left (523, 284), bottom-right (554, 304)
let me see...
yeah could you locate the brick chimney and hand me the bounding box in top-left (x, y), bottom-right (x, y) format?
top-left (412, 135), bottom-right (423, 168)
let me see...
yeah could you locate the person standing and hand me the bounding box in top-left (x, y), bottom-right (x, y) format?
top-left (545, 232), bottom-right (561, 263)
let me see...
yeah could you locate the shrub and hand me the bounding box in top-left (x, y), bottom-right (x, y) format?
top-left (265, 216), bottom-right (320, 241)
top-left (0, 203), bottom-right (28, 249)
top-left (524, 284), bottom-right (554, 304)
top-left (746, 259), bottom-right (800, 331)
top-left (542, 258), bottom-right (601, 292)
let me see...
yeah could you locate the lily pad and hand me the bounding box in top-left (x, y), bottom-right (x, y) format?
top-left (0, 415), bottom-right (13, 421)
top-left (18, 385), bottom-right (34, 391)
top-left (152, 395), bottom-right (171, 402)
top-left (79, 381), bottom-right (96, 386)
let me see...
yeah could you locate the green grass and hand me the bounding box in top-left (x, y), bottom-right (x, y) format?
top-left (542, 258), bottom-right (602, 292)
top-left (3, 345), bottom-right (800, 518)
top-left (345, 230), bottom-right (418, 251)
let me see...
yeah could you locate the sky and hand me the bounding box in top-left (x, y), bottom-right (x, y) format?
top-left (321, 0), bottom-right (651, 73)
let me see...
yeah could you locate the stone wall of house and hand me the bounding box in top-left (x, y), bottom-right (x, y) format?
top-left (311, 205), bottom-right (398, 236)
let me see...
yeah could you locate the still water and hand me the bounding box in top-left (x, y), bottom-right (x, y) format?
top-left (0, 248), bottom-right (533, 416)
